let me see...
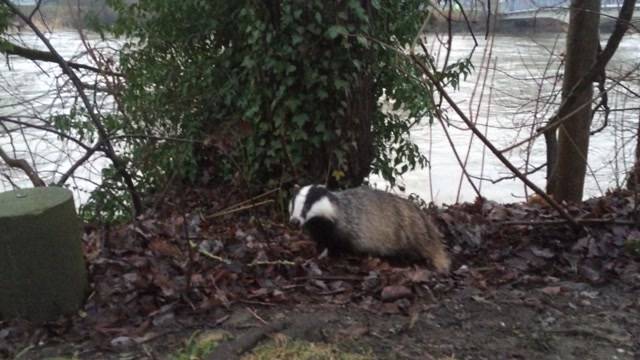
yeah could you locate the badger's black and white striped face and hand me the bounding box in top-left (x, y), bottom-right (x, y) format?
top-left (289, 185), bottom-right (337, 226)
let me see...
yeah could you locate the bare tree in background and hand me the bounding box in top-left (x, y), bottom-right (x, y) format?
top-left (546, 0), bottom-right (601, 202)
top-left (0, 0), bottom-right (142, 217)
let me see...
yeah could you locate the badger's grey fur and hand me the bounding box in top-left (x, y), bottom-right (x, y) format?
top-left (289, 185), bottom-right (451, 273)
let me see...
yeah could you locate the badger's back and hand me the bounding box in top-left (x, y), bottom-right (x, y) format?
top-left (334, 188), bottom-right (450, 272)
top-left (334, 188), bottom-right (432, 254)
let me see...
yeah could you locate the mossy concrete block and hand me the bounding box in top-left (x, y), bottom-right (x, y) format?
top-left (0, 187), bottom-right (88, 322)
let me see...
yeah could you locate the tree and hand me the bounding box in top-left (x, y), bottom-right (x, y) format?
top-left (546, 0), bottom-right (601, 202)
top-left (106, 0), bottom-right (469, 192)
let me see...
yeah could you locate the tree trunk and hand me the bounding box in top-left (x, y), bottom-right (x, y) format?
top-left (0, 187), bottom-right (88, 322)
top-left (547, 0), bottom-right (600, 202)
top-left (343, 73), bottom-right (375, 187)
top-left (344, 0), bottom-right (375, 187)
top-left (323, 0), bottom-right (376, 188)
top-left (544, 128), bottom-right (558, 193)
top-left (626, 114), bottom-right (640, 190)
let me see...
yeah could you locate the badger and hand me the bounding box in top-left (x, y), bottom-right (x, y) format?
top-left (289, 184), bottom-right (451, 273)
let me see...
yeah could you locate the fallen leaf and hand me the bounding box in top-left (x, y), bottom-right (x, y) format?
top-left (540, 286), bottom-right (563, 296)
top-left (407, 268), bottom-right (432, 283)
top-left (380, 285), bottom-right (412, 302)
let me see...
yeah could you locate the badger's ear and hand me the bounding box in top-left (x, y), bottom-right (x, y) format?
top-left (293, 184), bottom-right (301, 192)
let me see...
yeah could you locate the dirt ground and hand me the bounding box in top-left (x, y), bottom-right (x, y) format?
top-left (14, 274), bottom-right (639, 359)
top-left (173, 281), bottom-right (639, 360)
top-left (3, 188), bottom-right (640, 359)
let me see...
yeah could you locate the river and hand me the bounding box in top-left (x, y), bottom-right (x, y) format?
top-left (1, 31), bottom-right (639, 205)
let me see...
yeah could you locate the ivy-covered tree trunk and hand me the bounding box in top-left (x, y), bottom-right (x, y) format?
top-left (547, 0), bottom-right (600, 202)
top-left (111, 0), bottom-right (444, 192)
top-left (330, 0), bottom-right (376, 187)
top-left (343, 73), bottom-right (375, 187)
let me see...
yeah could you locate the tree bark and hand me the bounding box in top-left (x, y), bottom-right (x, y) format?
top-left (626, 115), bottom-right (640, 190)
top-left (342, 0), bottom-right (375, 187)
top-left (547, 0), bottom-right (600, 202)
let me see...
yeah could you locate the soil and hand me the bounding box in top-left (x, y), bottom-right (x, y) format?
top-left (11, 275), bottom-right (640, 359)
top-left (2, 188), bottom-right (640, 360)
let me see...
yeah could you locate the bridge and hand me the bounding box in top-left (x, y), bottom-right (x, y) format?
top-left (498, 0), bottom-right (640, 23)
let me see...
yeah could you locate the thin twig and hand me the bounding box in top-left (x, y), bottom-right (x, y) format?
top-left (245, 307), bottom-right (268, 325)
top-left (470, 163), bottom-right (547, 185)
top-left (411, 55), bottom-right (579, 227)
top-left (189, 240), bottom-right (231, 264)
top-left (248, 260), bottom-right (296, 267)
top-left (207, 199), bottom-right (275, 219)
top-left (501, 62), bottom-right (640, 154)
top-left (56, 141), bottom-right (102, 186)
top-left (2, 0), bottom-right (142, 216)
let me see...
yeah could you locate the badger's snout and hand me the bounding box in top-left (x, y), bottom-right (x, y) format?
top-left (289, 217), bottom-right (302, 227)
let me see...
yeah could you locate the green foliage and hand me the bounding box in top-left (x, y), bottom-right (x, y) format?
top-left (170, 330), bottom-right (228, 360)
top-left (244, 339), bottom-right (372, 360)
top-left (0, 4), bottom-right (9, 33)
top-left (96, 0), bottom-right (471, 207)
top-left (79, 168), bottom-right (134, 223)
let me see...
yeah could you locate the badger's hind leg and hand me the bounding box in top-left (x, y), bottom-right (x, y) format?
top-left (424, 241), bottom-right (451, 274)
top-left (420, 217), bottom-right (451, 274)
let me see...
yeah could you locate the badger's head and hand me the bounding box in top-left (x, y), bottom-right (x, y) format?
top-left (289, 184), bottom-right (337, 227)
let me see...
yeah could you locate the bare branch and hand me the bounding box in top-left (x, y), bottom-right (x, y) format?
top-left (548, 0), bottom-right (636, 131)
top-left (56, 142), bottom-right (102, 186)
top-left (470, 163), bottom-right (547, 185)
top-left (0, 145), bottom-right (46, 187)
top-left (28, 0), bottom-right (43, 21)
top-left (0, 39), bottom-right (124, 77)
top-left (410, 54), bottom-right (579, 228)
top-left (1, 0), bottom-right (143, 217)
top-left (0, 116), bottom-right (92, 151)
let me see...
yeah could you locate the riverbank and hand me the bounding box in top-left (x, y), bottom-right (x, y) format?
top-left (1, 185), bottom-right (638, 359)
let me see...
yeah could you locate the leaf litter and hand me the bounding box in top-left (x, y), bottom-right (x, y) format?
top-left (1, 187), bottom-right (640, 359)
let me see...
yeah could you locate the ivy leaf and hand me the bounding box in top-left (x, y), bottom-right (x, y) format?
top-left (356, 34), bottom-right (369, 47)
top-left (292, 33), bottom-right (303, 45)
top-left (292, 113), bottom-right (310, 126)
top-left (241, 57), bottom-right (256, 68)
top-left (332, 170), bottom-right (346, 181)
top-left (326, 25), bottom-right (347, 39)
top-left (334, 79), bottom-right (348, 91)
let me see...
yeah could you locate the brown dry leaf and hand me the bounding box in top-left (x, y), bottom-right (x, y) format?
top-left (540, 286), bottom-right (563, 296)
top-left (337, 324), bottom-right (369, 340)
top-left (380, 285), bottom-right (412, 302)
top-left (407, 268), bottom-right (431, 283)
top-left (149, 238), bottom-right (183, 259)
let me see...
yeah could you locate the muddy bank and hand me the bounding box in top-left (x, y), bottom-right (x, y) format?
top-left (1, 187), bottom-right (639, 359)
